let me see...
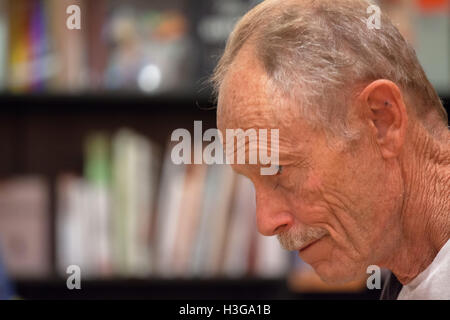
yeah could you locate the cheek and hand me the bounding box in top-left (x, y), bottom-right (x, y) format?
top-left (317, 160), bottom-right (397, 260)
top-left (303, 164), bottom-right (372, 247)
top-left (285, 170), bottom-right (331, 225)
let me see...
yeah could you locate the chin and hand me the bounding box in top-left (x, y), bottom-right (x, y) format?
top-left (312, 260), bottom-right (364, 285)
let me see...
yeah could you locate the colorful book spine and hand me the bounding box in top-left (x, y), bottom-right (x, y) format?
top-left (0, 0), bottom-right (8, 90)
top-left (8, 0), bottom-right (32, 92)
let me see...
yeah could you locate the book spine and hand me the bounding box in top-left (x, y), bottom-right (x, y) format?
top-left (0, 0), bottom-right (8, 90)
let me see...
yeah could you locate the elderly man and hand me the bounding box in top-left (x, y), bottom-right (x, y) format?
top-left (214, 0), bottom-right (449, 299)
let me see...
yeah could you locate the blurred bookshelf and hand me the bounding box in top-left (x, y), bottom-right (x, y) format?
top-left (0, 0), bottom-right (448, 300)
top-left (0, 93), bottom-right (382, 300)
top-left (1, 94), bottom-right (448, 301)
top-left (0, 0), bottom-right (448, 96)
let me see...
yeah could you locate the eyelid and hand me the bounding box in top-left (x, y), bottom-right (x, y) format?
top-left (277, 165), bottom-right (283, 175)
top-left (273, 165), bottom-right (283, 190)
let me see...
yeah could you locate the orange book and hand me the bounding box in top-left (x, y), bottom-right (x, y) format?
top-left (417, 0), bottom-right (449, 12)
top-left (8, 0), bottom-right (32, 92)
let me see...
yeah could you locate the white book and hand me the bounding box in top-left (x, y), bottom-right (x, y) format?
top-left (84, 183), bottom-right (111, 277)
top-left (78, 181), bottom-right (97, 278)
top-left (56, 175), bottom-right (81, 276)
top-left (206, 165), bottom-right (236, 276)
top-left (190, 164), bottom-right (235, 277)
top-left (171, 164), bottom-right (208, 277)
top-left (154, 142), bottom-right (187, 277)
top-left (57, 176), bottom-right (100, 278)
top-left (82, 132), bottom-right (113, 278)
top-left (129, 132), bottom-right (157, 276)
top-left (111, 129), bottom-right (156, 277)
top-left (222, 175), bottom-right (257, 277)
top-left (134, 134), bottom-right (159, 276)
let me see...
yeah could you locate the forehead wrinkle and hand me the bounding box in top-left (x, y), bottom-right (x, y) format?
top-left (226, 138), bottom-right (310, 173)
top-left (220, 99), bottom-right (312, 171)
top-left (222, 89), bottom-right (275, 129)
top-left (225, 134), bottom-right (275, 164)
top-left (220, 100), bottom-right (311, 168)
top-left (217, 44), bottom-right (277, 129)
top-left (217, 42), bottom-right (316, 173)
top-left (219, 71), bottom-right (299, 136)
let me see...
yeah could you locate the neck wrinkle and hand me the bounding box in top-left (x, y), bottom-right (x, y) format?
top-left (387, 127), bottom-right (450, 285)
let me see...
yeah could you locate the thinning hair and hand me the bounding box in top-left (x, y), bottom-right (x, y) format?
top-left (212, 0), bottom-right (448, 140)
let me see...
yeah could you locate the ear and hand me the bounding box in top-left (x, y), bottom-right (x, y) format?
top-left (357, 80), bottom-right (408, 159)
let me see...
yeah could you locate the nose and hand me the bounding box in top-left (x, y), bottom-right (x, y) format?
top-left (255, 188), bottom-right (294, 236)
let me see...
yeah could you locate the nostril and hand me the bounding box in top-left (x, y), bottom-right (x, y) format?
top-left (274, 224), bottom-right (288, 234)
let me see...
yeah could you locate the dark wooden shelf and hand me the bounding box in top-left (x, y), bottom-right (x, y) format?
top-left (0, 92), bottom-right (447, 119)
top-left (0, 92), bottom-right (217, 115)
top-left (12, 277), bottom-right (380, 300)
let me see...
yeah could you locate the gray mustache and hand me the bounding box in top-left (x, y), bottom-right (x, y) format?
top-left (277, 226), bottom-right (328, 251)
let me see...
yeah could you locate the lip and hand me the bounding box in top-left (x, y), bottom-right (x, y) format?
top-left (298, 238), bottom-right (321, 252)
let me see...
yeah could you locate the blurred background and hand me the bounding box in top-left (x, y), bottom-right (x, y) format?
top-left (0, 0), bottom-right (448, 300)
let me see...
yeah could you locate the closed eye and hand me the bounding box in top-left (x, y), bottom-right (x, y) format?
top-left (276, 165), bottom-right (283, 175)
top-left (273, 165), bottom-right (283, 190)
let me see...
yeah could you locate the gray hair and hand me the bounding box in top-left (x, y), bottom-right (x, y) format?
top-left (212, 0), bottom-right (448, 141)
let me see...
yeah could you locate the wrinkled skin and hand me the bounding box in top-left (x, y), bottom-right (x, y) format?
top-left (217, 45), bottom-right (450, 285)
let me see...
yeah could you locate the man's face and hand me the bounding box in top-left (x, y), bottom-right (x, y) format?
top-left (217, 48), bottom-right (404, 283)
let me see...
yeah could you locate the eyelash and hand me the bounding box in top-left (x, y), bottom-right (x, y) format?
top-left (277, 165), bottom-right (283, 175)
top-left (273, 165), bottom-right (283, 190)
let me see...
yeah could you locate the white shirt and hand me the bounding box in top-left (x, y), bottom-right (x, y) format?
top-left (398, 239), bottom-right (450, 300)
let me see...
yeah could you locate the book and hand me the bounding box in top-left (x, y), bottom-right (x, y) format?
top-left (56, 174), bottom-right (96, 277)
top-left (8, 0), bottom-right (31, 91)
top-left (84, 132), bottom-right (112, 276)
top-left (222, 175), bottom-right (257, 277)
top-left (47, 0), bottom-right (87, 92)
top-left (57, 129), bottom-right (160, 278)
top-left (0, 0), bottom-right (8, 90)
top-left (190, 164), bottom-right (236, 277)
top-left (29, 0), bottom-right (51, 91)
top-left (171, 163), bottom-right (208, 276)
top-left (85, 0), bottom-right (107, 89)
top-left (154, 142), bottom-right (188, 276)
top-left (55, 130), bottom-right (295, 280)
top-left (111, 129), bottom-right (158, 277)
top-left (0, 176), bottom-right (50, 279)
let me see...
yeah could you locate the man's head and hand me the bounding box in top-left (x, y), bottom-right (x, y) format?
top-left (215, 0), bottom-right (449, 283)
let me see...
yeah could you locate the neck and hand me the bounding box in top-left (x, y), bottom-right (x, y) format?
top-left (385, 126), bottom-right (450, 285)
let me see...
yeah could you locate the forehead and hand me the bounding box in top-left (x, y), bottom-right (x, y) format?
top-left (217, 46), bottom-right (278, 131)
top-left (216, 46), bottom-right (318, 142)
top-left (216, 47), bottom-right (319, 173)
